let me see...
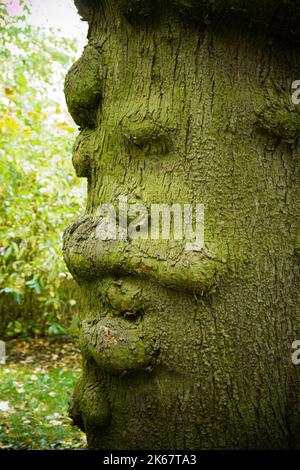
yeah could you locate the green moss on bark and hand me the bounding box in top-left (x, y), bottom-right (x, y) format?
top-left (63, 0), bottom-right (300, 449)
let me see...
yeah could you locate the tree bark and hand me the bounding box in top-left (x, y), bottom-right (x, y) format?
top-left (63, 0), bottom-right (300, 449)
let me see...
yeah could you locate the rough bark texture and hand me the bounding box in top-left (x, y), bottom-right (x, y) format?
top-left (63, 0), bottom-right (300, 449)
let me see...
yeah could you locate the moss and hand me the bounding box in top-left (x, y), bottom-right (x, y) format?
top-left (63, 0), bottom-right (300, 450)
top-left (70, 377), bottom-right (111, 430)
top-left (64, 45), bottom-right (103, 128)
top-left (74, 0), bottom-right (300, 42)
top-left (119, 0), bottom-right (154, 17)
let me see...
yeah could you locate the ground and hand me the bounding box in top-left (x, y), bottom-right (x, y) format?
top-left (0, 337), bottom-right (86, 450)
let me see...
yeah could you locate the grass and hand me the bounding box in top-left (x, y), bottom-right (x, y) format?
top-left (0, 339), bottom-right (86, 450)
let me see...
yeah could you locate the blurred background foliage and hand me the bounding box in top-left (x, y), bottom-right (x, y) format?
top-left (0, 0), bottom-right (85, 338)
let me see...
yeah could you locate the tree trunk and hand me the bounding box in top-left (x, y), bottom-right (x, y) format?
top-left (63, 0), bottom-right (300, 449)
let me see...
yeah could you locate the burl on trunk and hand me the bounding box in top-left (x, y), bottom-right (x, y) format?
top-left (63, 0), bottom-right (300, 449)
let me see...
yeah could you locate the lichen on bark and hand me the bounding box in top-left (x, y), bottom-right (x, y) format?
top-left (63, 0), bottom-right (300, 449)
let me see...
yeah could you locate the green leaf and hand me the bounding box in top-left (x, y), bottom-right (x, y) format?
top-left (47, 324), bottom-right (66, 336)
top-left (25, 280), bottom-right (41, 295)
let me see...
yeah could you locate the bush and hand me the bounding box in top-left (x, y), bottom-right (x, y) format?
top-left (0, 2), bottom-right (84, 337)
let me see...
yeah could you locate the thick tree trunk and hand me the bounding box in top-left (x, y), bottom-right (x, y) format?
top-left (63, 0), bottom-right (300, 449)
